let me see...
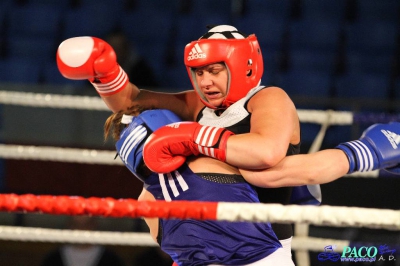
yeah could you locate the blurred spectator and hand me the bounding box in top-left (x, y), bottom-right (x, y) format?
top-left (105, 30), bottom-right (160, 88)
top-left (133, 247), bottom-right (173, 266)
top-left (41, 216), bottom-right (125, 266)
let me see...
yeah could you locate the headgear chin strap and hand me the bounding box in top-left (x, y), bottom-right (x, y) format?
top-left (184, 25), bottom-right (264, 109)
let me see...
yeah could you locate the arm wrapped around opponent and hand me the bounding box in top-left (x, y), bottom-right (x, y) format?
top-left (143, 121), bottom-right (400, 177)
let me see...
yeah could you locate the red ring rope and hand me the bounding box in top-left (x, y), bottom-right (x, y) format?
top-left (0, 194), bottom-right (218, 220)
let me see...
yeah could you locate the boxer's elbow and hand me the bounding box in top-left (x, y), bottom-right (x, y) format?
top-left (259, 149), bottom-right (287, 168)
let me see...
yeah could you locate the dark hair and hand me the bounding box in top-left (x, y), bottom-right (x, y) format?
top-left (103, 105), bottom-right (145, 142)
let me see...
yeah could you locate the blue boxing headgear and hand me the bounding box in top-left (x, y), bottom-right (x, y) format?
top-left (116, 109), bottom-right (181, 182)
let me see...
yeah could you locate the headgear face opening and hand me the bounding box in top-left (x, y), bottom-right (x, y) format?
top-left (184, 25), bottom-right (264, 109)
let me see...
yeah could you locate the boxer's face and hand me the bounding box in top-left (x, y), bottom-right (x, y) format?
top-left (194, 63), bottom-right (228, 107)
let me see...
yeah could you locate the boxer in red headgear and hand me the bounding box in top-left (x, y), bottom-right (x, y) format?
top-left (184, 25), bottom-right (264, 109)
top-left (58, 24), bottom-right (400, 266)
top-left (57, 22), bottom-right (400, 266)
top-left (142, 25), bottom-right (267, 171)
top-left (56, 25), bottom-right (305, 261)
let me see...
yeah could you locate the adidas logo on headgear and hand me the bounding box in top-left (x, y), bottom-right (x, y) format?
top-left (187, 25), bottom-right (248, 61)
top-left (187, 43), bottom-right (206, 61)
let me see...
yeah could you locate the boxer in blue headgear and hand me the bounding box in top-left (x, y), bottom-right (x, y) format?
top-left (107, 109), bottom-right (400, 266)
top-left (115, 109), bottom-right (181, 182)
top-left (106, 108), bottom-right (294, 266)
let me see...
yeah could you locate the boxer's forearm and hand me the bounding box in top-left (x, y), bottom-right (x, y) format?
top-left (100, 82), bottom-right (139, 112)
top-left (240, 149), bottom-right (349, 188)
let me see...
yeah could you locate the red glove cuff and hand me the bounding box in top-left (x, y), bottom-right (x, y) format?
top-left (90, 66), bottom-right (129, 95)
top-left (194, 126), bottom-right (234, 161)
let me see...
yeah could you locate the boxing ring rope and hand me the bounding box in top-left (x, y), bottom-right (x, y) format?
top-left (0, 225), bottom-right (351, 252)
top-left (0, 225), bottom-right (350, 252)
top-left (0, 144), bottom-right (122, 166)
top-left (2, 90), bottom-right (400, 123)
top-left (0, 90), bottom-right (399, 265)
top-left (0, 143), bottom-right (380, 178)
top-left (0, 193), bottom-right (397, 253)
top-left (0, 90), bottom-right (109, 111)
top-left (0, 194), bottom-right (398, 230)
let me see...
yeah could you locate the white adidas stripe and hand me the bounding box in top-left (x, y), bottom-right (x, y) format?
top-left (195, 126), bottom-right (207, 144)
top-left (120, 126), bottom-right (147, 163)
top-left (92, 66), bottom-right (128, 94)
top-left (175, 170), bottom-right (188, 191)
top-left (167, 172), bottom-right (179, 197)
top-left (348, 140), bottom-right (374, 172)
top-left (120, 125), bottom-right (145, 157)
top-left (194, 126), bottom-right (222, 158)
top-left (393, 132), bottom-right (400, 146)
top-left (159, 174), bottom-right (171, 202)
top-left (197, 145), bottom-right (205, 156)
top-left (194, 43), bottom-right (203, 53)
top-left (381, 129), bottom-right (400, 149)
top-left (358, 141), bottom-right (374, 172)
top-left (158, 171), bottom-right (189, 201)
top-left (350, 141), bottom-right (367, 172)
top-left (201, 127), bottom-right (213, 146)
top-left (207, 127), bottom-right (219, 146)
top-left (189, 44), bottom-right (204, 56)
top-left (209, 147), bottom-right (215, 158)
top-left (195, 126), bottom-right (220, 146)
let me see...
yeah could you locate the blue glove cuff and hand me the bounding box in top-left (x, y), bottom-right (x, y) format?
top-left (336, 140), bottom-right (379, 173)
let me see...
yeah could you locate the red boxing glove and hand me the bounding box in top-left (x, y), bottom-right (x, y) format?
top-left (57, 36), bottom-right (129, 95)
top-left (143, 122), bottom-right (234, 173)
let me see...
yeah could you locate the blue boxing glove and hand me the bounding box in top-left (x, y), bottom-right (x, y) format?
top-left (116, 109), bottom-right (181, 182)
top-left (336, 122), bottom-right (400, 174)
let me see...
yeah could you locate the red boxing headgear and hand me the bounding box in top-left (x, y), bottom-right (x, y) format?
top-left (184, 25), bottom-right (264, 109)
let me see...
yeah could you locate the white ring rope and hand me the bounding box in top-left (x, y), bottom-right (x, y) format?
top-left (0, 144), bottom-right (122, 165)
top-left (215, 204), bottom-right (400, 231)
top-left (0, 90), bottom-right (109, 111)
top-left (0, 143), bottom-right (379, 177)
top-left (0, 90), bottom-right (353, 125)
top-left (297, 109), bottom-right (353, 125)
top-left (0, 225), bottom-right (351, 252)
top-left (0, 226), bottom-right (157, 246)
